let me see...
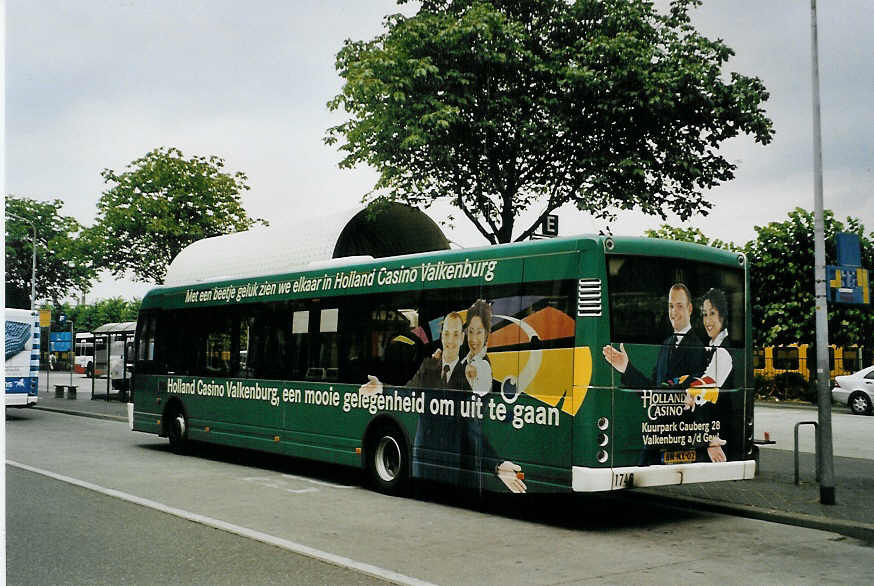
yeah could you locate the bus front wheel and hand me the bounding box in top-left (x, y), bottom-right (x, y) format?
top-left (167, 410), bottom-right (189, 452)
top-left (366, 425), bottom-right (409, 496)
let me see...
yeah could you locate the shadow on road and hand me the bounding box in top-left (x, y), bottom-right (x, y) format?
top-left (138, 439), bottom-right (702, 535)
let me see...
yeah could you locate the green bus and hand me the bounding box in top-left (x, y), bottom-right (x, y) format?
top-left (130, 235), bottom-right (755, 495)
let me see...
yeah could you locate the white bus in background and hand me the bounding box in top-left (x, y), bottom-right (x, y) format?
top-left (74, 332), bottom-right (98, 376)
top-left (92, 321), bottom-right (136, 398)
top-left (4, 308), bottom-right (39, 407)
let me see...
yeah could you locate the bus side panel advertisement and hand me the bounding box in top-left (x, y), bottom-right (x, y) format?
top-left (137, 284), bottom-right (583, 493)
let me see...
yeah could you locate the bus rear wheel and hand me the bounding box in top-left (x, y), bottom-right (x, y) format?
top-left (367, 425), bottom-right (409, 496)
top-left (167, 410), bottom-right (189, 452)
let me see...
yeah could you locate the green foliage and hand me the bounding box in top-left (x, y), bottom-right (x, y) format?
top-left (644, 223), bottom-right (739, 251)
top-left (745, 208), bottom-right (874, 348)
top-left (754, 373), bottom-right (817, 403)
top-left (327, 0), bottom-right (773, 243)
top-left (5, 195), bottom-right (96, 307)
top-left (48, 298), bottom-right (141, 333)
top-left (647, 209), bottom-right (874, 350)
top-left (88, 147), bottom-right (265, 284)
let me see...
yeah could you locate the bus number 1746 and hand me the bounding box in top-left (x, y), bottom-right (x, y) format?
top-left (612, 471), bottom-right (634, 489)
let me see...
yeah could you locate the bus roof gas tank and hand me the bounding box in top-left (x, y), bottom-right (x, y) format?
top-left (164, 203), bottom-right (450, 286)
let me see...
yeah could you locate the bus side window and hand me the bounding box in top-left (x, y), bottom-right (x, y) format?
top-left (135, 314), bottom-right (158, 373)
top-left (309, 307), bottom-right (339, 381)
top-left (289, 307), bottom-right (310, 380)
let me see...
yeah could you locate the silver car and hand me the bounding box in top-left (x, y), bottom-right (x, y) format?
top-left (832, 365), bottom-right (874, 415)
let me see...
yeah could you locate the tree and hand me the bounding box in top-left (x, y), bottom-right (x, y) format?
top-left (5, 195), bottom-right (96, 308)
top-left (645, 223), bottom-right (738, 251)
top-left (49, 298), bottom-right (141, 333)
top-left (326, 0), bottom-right (773, 244)
top-left (88, 147), bottom-right (265, 284)
top-left (745, 208), bottom-right (874, 348)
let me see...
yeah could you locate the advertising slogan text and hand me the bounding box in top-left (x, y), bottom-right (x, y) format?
top-left (166, 377), bottom-right (560, 431)
top-left (183, 258), bottom-right (499, 305)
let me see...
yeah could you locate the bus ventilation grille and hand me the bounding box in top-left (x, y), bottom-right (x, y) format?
top-left (577, 279), bottom-right (603, 317)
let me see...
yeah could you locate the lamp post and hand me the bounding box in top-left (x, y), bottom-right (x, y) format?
top-left (810, 0), bottom-right (835, 505)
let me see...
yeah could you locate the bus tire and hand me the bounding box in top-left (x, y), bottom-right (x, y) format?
top-left (366, 424), bottom-right (409, 496)
top-left (167, 409), bottom-right (189, 452)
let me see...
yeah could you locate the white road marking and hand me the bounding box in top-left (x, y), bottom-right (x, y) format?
top-left (242, 473), bottom-right (352, 494)
top-left (7, 460), bottom-right (435, 586)
top-left (281, 472), bottom-right (357, 488)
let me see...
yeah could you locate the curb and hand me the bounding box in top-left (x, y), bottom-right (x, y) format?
top-left (631, 491), bottom-right (874, 544)
top-left (32, 405), bottom-right (128, 423)
top-left (755, 400), bottom-right (817, 410)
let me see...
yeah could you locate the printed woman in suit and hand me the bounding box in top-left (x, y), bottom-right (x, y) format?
top-left (462, 299), bottom-right (493, 397)
top-left (686, 287), bottom-right (733, 463)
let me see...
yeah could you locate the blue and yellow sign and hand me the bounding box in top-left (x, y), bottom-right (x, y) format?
top-left (828, 266), bottom-right (869, 305)
top-left (828, 232), bottom-right (869, 305)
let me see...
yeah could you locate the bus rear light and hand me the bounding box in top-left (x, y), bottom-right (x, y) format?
top-left (516, 472), bottom-right (525, 480)
top-left (355, 447), bottom-right (362, 454)
top-left (597, 417), bottom-right (609, 430)
top-left (597, 450), bottom-right (609, 463)
top-left (273, 435), bottom-right (280, 442)
top-left (205, 426), bottom-right (210, 432)
top-left (598, 433), bottom-right (609, 447)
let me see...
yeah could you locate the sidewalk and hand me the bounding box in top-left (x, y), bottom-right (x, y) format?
top-left (33, 375), bottom-right (129, 422)
top-left (29, 385), bottom-right (874, 543)
top-left (640, 447), bottom-right (874, 543)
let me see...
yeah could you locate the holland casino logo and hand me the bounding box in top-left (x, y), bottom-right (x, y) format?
top-left (640, 389), bottom-right (686, 420)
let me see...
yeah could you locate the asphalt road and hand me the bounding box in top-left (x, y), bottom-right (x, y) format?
top-left (6, 466), bottom-right (388, 586)
top-left (6, 407), bottom-right (874, 585)
top-left (755, 403), bottom-right (872, 458)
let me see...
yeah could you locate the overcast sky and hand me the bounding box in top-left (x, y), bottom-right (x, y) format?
top-left (6, 1), bottom-right (872, 301)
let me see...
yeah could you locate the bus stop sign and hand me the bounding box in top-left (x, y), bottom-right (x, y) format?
top-left (828, 233), bottom-right (869, 305)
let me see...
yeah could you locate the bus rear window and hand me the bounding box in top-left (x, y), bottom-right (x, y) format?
top-left (607, 255), bottom-right (745, 349)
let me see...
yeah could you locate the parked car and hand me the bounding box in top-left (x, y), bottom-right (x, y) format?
top-left (832, 365), bottom-right (874, 415)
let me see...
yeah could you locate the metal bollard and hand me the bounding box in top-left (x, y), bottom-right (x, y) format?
top-left (54, 384), bottom-right (65, 399)
top-left (66, 385), bottom-right (77, 399)
top-left (794, 421), bottom-right (819, 485)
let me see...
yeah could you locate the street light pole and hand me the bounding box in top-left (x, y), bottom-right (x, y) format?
top-left (810, 0), bottom-right (835, 505)
top-left (30, 222), bottom-right (37, 311)
top-left (70, 320), bottom-right (75, 386)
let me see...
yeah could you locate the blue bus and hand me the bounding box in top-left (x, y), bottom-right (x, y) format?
top-left (5, 308), bottom-right (40, 407)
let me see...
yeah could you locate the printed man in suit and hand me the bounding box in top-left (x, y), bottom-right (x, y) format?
top-left (602, 283), bottom-right (706, 388)
top-left (361, 311), bottom-right (526, 492)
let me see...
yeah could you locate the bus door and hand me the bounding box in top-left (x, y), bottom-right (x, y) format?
top-left (486, 253), bottom-right (578, 489)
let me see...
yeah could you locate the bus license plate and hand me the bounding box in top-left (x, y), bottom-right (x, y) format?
top-left (612, 471), bottom-right (634, 489)
top-left (663, 450), bottom-right (696, 464)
